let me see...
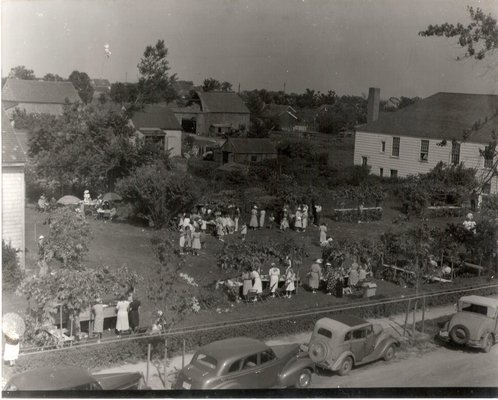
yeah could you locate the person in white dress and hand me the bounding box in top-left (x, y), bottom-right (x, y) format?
top-left (302, 205), bottom-right (309, 231)
top-left (115, 296), bottom-right (130, 336)
top-left (3, 332), bottom-right (20, 366)
top-left (268, 263), bottom-right (280, 297)
top-left (259, 209), bottom-right (266, 229)
top-left (284, 267), bottom-right (296, 298)
top-left (251, 267), bottom-right (263, 300)
top-left (294, 208), bottom-right (303, 231)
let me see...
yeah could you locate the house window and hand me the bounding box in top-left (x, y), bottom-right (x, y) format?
top-left (381, 141), bottom-right (386, 153)
top-left (390, 169), bottom-right (398, 178)
top-left (250, 155), bottom-right (258, 162)
top-left (482, 183), bottom-right (491, 195)
top-left (392, 137), bottom-right (400, 157)
top-left (420, 140), bottom-right (429, 161)
top-left (379, 168), bottom-right (384, 177)
top-left (451, 142), bottom-right (460, 165)
top-left (362, 156), bottom-right (368, 167)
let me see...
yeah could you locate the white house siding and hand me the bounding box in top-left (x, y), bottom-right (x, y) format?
top-left (164, 130), bottom-right (182, 157)
top-left (2, 166), bottom-right (26, 267)
top-left (354, 131), bottom-right (498, 193)
top-left (6, 103), bottom-right (65, 117)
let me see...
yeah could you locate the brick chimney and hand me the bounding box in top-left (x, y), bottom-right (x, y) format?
top-left (367, 87), bottom-right (380, 124)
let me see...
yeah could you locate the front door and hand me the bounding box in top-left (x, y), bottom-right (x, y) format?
top-left (253, 349), bottom-right (281, 388)
top-left (363, 325), bottom-right (376, 357)
top-left (235, 353), bottom-right (260, 389)
top-left (222, 151), bottom-right (229, 164)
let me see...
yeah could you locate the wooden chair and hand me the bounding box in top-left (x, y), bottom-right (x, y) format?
top-left (245, 289), bottom-right (264, 304)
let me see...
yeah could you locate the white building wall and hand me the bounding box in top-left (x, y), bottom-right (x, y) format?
top-left (354, 131), bottom-right (498, 193)
top-left (2, 166), bottom-right (26, 267)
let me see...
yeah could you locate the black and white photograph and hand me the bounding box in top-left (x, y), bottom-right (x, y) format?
top-left (1, 0), bottom-right (498, 396)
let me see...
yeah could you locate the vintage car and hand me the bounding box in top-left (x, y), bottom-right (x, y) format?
top-left (174, 337), bottom-right (315, 389)
top-left (302, 315), bottom-right (399, 376)
top-left (3, 365), bottom-right (146, 391)
top-left (438, 295), bottom-right (498, 353)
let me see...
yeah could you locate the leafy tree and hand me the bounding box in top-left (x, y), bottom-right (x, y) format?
top-left (202, 78), bottom-right (221, 92)
top-left (2, 240), bottom-right (24, 291)
top-left (68, 70), bottom-right (94, 103)
top-left (110, 82), bottom-right (139, 104)
top-left (420, 6), bottom-right (498, 60)
top-left (137, 39), bottom-right (177, 104)
top-left (17, 265), bottom-right (142, 325)
top-left (221, 81), bottom-right (233, 92)
top-left (8, 65), bottom-right (36, 80)
top-left (116, 159), bottom-right (202, 227)
top-left (42, 207), bottom-right (92, 268)
top-left (43, 73), bottom-right (65, 82)
top-left (398, 96), bottom-right (421, 109)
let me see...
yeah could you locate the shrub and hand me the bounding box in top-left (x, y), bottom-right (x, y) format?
top-left (2, 240), bottom-right (24, 291)
top-left (481, 194), bottom-right (498, 219)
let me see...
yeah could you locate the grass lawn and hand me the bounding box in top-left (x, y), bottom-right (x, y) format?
top-left (3, 201), bottom-right (472, 335)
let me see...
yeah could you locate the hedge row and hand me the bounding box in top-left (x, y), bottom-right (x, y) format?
top-left (328, 207), bottom-right (383, 222)
top-left (425, 207), bottom-right (464, 219)
top-left (14, 284), bottom-right (498, 374)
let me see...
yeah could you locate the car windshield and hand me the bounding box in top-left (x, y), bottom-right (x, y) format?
top-left (459, 301), bottom-right (493, 317)
top-left (193, 353), bottom-right (218, 370)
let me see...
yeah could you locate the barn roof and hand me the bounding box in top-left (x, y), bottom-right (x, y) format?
top-left (196, 91), bottom-right (250, 114)
top-left (2, 108), bottom-right (26, 165)
top-left (2, 79), bottom-right (80, 104)
top-left (130, 104), bottom-right (182, 130)
top-left (222, 138), bottom-right (277, 154)
top-left (359, 92), bottom-right (498, 144)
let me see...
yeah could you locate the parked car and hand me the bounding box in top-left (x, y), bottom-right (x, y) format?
top-left (174, 337), bottom-right (315, 389)
top-left (438, 295), bottom-right (498, 353)
top-left (302, 315), bottom-right (399, 376)
top-left (3, 365), bottom-right (146, 391)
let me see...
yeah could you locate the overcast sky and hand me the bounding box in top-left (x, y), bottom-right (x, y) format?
top-left (2, 0), bottom-right (497, 99)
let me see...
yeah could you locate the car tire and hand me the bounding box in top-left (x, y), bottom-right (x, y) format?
top-left (338, 356), bottom-right (353, 376)
top-left (309, 341), bottom-right (328, 363)
top-left (482, 333), bottom-right (494, 353)
top-left (383, 344), bottom-right (396, 361)
top-left (295, 368), bottom-right (312, 388)
top-left (449, 325), bottom-right (470, 345)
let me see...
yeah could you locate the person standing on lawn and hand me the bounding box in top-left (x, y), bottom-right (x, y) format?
top-left (284, 266), bottom-right (296, 298)
top-left (324, 262), bottom-right (335, 295)
top-left (251, 266), bottom-right (263, 299)
top-left (268, 212), bottom-right (275, 229)
top-left (179, 230), bottom-right (186, 255)
top-left (234, 207), bottom-right (241, 231)
top-left (128, 297), bottom-right (141, 333)
top-left (294, 207), bottom-right (303, 232)
top-left (308, 259), bottom-right (322, 294)
top-left (241, 223), bottom-right (247, 241)
top-left (192, 229), bottom-right (201, 256)
top-left (259, 209), bottom-right (266, 229)
top-left (115, 295), bottom-right (130, 337)
top-left (3, 332), bottom-right (20, 366)
top-left (319, 223), bottom-right (327, 244)
top-left (269, 263), bottom-right (280, 297)
top-left (302, 205), bottom-right (309, 232)
top-left (185, 225), bottom-right (193, 252)
top-left (92, 298), bottom-right (105, 342)
top-left (250, 206), bottom-right (259, 229)
top-left (241, 268), bottom-right (253, 299)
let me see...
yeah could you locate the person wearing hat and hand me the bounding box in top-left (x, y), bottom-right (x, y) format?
top-left (463, 213), bottom-right (477, 233)
top-left (308, 259), bottom-right (323, 294)
top-left (269, 263), bottom-right (280, 297)
top-left (250, 206), bottom-right (259, 229)
top-left (294, 207), bottom-right (303, 232)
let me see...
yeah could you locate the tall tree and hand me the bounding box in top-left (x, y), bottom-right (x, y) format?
top-left (419, 6), bottom-right (498, 60)
top-left (8, 65), bottom-right (36, 80)
top-left (202, 78), bottom-right (222, 92)
top-left (137, 39), bottom-right (177, 104)
top-left (68, 71), bottom-right (94, 103)
top-left (221, 81), bottom-right (233, 92)
top-left (43, 73), bottom-right (65, 82)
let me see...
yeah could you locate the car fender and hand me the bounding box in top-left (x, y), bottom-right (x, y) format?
top-left (331, 351), bottom-right (355, 371)
top-left (278, 358), bottom-right (315, 388)
top-left (216, 381), bottom-right (242, 390)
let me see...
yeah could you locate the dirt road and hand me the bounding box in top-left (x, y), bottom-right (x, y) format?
top-left (311, 343), bottom-right (498, 388)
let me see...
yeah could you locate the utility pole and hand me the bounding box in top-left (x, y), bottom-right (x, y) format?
top-left (283, 82), bottom-right (286, 94)
top-left (125, 72), bottom-right (128, 83)
top-left (238, 83), bottom-right (240, 94)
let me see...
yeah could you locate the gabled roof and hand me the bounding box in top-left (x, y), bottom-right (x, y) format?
top-left (196, 91), bottom-right (250, 114)
top-left (359, 92), bottom-right (498, 144)
top-left (221, 138), bottom-right (277, 154)
top-left (2, 108), bottom-right (26, 165)
top-left (2, 79), bottom-right (80, 104)
top-left (130, 104), bottom-right (182, 131)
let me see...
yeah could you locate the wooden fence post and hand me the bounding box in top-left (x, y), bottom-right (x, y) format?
top-left (146, 343), bottom-right (151, 386)
top-left (421, 297), bottom-right (426, 334)
top-left (403, 299), bottom-right (410, 337)
top-left (163, 339), bottom-right (168, 389)
top-left (182, 339), bottom-right (186, 369)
